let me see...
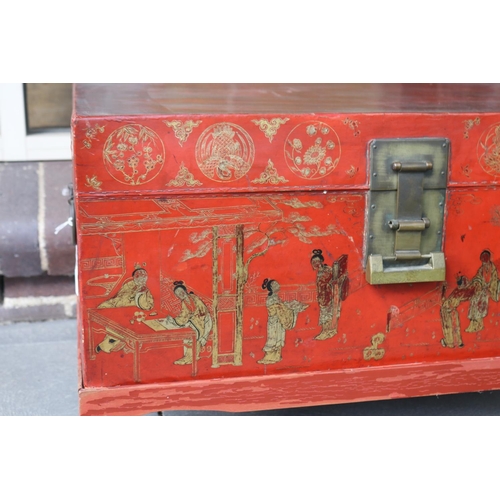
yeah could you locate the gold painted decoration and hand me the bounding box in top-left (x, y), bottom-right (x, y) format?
top-left (463, 117), bottom-right (480, 139)
top-left (82, 122), bottom-right (105, 149)
top-left (155, 280), bottom-right (213, 367)
top-left (82, 256), bottom-right (123, 273)
top-left (251, 118), bottom-right (289, 142)
top-left (180, 240), bottom-right (212, 262)
top-left (86, 274), bottom-right (124, 296)
top-left (167, 163), bottom-right (202, 187)
top-left (251, 159), bottom-right (289, 185)
top-left (289, 224), bottom-right (346, 244)
top-left (272, 197), bottom-right (323, 209)
top-left (80, 190), bottom-right (366, 376)
top-left (195, 122), bottom-right (255, 182)
top-left (343, 117), bottom-right (360, 136)
top-left (466, 273), bottom-right (492, 336)
top-left (478, 122), bottom-right (500, 176)
top-left (258, 278), bottom-right (308, 365)
top-left (103, 125), bottom-right (165, 185)
top-left (284, 121), bottom-right (341, 179)
top-left (492, 206), bottom-right (500, 227)
top-left (164, 120), bottom-right (202, 147)
top-left (85, 175), bottom-right (102, 190)
top-left (363, 333), bottom-right (385, 360)
top-left (327, 194), bottom-right (363, 218)
top-left (97, 265), bottom-right (154, 310)
top-left (346, 165), bottom-right (359, 178)
top-left (461, 164), bottom-right (472, 178)
top-left (95, 330), bottom-right (128, 354)
top-left (440, 250), bottom-right (499, 348)
top-left (311, 251), bottom-right (349, 340)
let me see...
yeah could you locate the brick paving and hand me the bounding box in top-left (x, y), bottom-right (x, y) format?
top-left (0, 162), bottom-right (42, 277)
top-left (0, 160), bottom-right (75, 323)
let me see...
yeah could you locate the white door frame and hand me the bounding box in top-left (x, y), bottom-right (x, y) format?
top-left (0, 83), bottom-right (71, 162)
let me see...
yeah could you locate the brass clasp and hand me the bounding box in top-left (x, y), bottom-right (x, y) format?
top-left (365, 139), bottom-right (449, 285)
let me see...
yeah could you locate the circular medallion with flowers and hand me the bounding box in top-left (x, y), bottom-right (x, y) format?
top-left (477, 122), bottom-right (500, 177)
top-left (284, 121), bottom-right (341, 179)
top-left (103, 125), bottom-right (165, 185)
top-left (195, 122), bottom-right (255, 182)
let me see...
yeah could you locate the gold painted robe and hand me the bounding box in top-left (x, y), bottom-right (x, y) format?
top-left (97, 280), bottom-right (154, 310)
top-left (467, 261), bottom-right (499, 327)
top-left (263, 294), bottom-right (308, 352)
top-left (440, 284), bottom-right (475, 347)
top-left (173, 293), bottom-right (212, 345)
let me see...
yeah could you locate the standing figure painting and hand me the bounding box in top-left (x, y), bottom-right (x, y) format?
top-left (440, 276), bottom-right (475, 348)
top-left (258, 279), bottom-right (308, 365)
top-left (466, 250), bottom-right (499, 333)
top-left (310, 249), bottom-right (349, 340)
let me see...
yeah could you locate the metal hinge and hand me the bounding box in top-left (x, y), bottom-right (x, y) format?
top-left (55, 183), bottom-right (76, 245)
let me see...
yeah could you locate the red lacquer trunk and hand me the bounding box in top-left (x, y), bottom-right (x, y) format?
top-left (73, 84), bottom-right (500, 415)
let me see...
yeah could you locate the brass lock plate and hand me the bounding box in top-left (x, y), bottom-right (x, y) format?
top-left (365, 138), bottom-right (449, 284)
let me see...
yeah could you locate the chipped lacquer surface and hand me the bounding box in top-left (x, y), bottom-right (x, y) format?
top-left (79, 356), bottom-right (500, 415)
top-left (73, 84), bottom-right (500, 415)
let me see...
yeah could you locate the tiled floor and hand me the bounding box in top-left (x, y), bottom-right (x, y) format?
top-left (2, 318), bottom-right (500, 416)
top-left (0, 319), bottom-right (79, 416)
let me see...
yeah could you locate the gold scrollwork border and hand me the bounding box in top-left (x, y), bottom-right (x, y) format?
top-left (85, 175), bottom-right (103, 190)
top-left (82, 123), bottom-right (105, 149)
top-left (167, 163), bottom-right (202, 187)
top-left (343, 118), bottom-right (360, 137)
top-left (251, 118), bottom-right (289, 142)
top-left (251, 159), bottom-right (289, 185)
top-left (464, 117), bottom-right (480, 139)
top-left (164, 120), bottom-right (202, 147)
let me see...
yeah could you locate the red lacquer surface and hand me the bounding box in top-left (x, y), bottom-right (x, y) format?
top-left (73, 84), bottom-right (500, 414)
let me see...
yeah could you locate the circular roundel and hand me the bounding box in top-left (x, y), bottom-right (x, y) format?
top-left (284, 121), bottom-right (341, 179)
top-left (103, 125), bottom-right (165, 185)
top-left (477, 122), bottom-right (500, 176)
top-left (195, 122), bottom-right (255, 182)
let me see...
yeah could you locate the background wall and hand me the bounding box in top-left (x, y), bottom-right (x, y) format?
top-left (0, 84), bottom-right (76, 323)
